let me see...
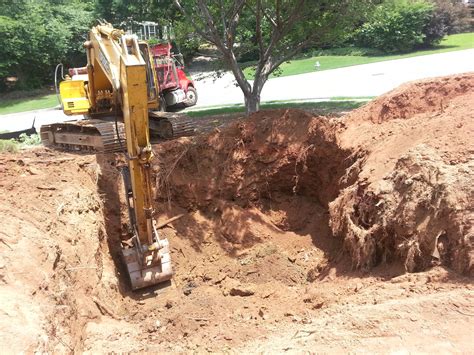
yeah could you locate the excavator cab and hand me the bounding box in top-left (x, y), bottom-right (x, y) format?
top-left (59, 79), bottom-right (90, 115)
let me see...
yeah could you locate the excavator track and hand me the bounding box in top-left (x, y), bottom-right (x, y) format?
top-left (40, 119), bottom-right (125, 153)
top-left (148, 111), bottom-right (196, 139)
top-left (40, 112), bottom-right (197, 153)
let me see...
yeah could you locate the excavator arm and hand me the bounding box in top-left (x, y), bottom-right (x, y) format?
top-left (55, 23), bottom-right (172, 289)
top-left (116, 34), bottom-right (173, 289)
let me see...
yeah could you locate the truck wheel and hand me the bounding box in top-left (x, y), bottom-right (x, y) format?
top-left (184, 87), bottom-right (198, 107)
top-left (159, 96), bottom-right (167, 112)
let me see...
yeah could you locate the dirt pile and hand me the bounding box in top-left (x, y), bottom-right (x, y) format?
top-left (347, 73), bottom-right (474, 123)
top-left (0, 73), bottom-right (473, 352)
top-left (154, 73), bottom-right (473, 275)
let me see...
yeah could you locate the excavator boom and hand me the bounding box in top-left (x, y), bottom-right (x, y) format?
top-left (42, 23), bottom-right (175, 289)
top-left (118, 34), bottom-right (173, 289)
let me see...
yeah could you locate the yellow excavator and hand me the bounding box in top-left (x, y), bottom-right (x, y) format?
top-left (41, 23), bottom-right (189, 289)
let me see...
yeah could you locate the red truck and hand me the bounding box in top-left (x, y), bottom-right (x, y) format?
top-left (150, 43), bottom-right (197, 111)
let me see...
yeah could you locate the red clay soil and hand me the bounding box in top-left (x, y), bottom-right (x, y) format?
top-left (346, 73), bottom-right (474, 123)
top-left (0, 73), bottom-right (473, 353)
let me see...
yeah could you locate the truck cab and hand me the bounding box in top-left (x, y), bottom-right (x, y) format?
top-left (150, 43), bottom-right (197, 110)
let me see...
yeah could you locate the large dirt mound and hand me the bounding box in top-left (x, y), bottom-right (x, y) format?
top-left (155, 74), bottom-right (473, 276)
top-left (347, 73), bottom-right (474, 123)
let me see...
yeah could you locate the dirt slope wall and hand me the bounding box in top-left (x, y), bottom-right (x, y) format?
top-left (0, 152), bottom-right (120, 352)
top-left (154, 109), bottom-right (358, 209)
top-left (332, 74), bottom-right (473, 275)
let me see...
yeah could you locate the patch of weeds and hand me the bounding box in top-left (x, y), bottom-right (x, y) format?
top-left (0, 133), bottom-right (41, 153)
top-left (18, 133), bottom-right (41, 147)
top-left (0, 139), bottom-right (19, 153)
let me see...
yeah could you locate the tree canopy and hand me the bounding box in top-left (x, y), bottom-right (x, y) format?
top-left (0, 0), bottom-right (94, 90)
top-left (174, 0), bottom-right (374, 113)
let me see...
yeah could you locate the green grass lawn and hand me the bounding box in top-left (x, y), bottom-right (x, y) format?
top-left (187, 99), bottom-right (367, 118)
top-left (244, 32), bottom-right (474, 79)
top-left (0, 94), bottom-right (58, 115)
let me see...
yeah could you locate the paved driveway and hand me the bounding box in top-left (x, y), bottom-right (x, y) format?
top-left (193, 49), bottom-right (474, 107)
top-left (1, 49), bottom-right (473, 132)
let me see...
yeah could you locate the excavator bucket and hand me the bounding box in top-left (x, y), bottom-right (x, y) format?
top-left (122, 240), bottom-right (173, 290)
top-left (120, 166), bottom-right (173, 290)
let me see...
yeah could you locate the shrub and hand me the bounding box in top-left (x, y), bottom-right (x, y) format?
top-left (354, 0), bottom-right (434, 53)
top-left (422, 0), bottom-right (471, 47)
top-left (19, 133), bottom-right (41, 147)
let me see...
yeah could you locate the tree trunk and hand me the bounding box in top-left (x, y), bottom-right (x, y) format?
top-left (245, 73), bottom-right (268, 115)
top-left (245, 92), bottom-right (260, 115)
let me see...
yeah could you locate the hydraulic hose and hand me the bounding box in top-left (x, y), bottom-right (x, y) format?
top-left (54, 63), bottom-right (64, 109)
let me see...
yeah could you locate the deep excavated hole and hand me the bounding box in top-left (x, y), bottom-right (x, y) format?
top-left (91, 109), bottom-right (363, 302)
top-left (96, 98), bottom-right (473, 313)
top-left (147, 110), bottom-right (365, 287)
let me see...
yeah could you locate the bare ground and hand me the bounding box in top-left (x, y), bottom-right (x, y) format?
top-left (0, 73), bottom-right (472, 353)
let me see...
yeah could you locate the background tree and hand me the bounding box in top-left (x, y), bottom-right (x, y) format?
top-left (173, 0), bottom-right (373, 114)
top-left (95, 0), bottom-right (200, 60)
top-left (0, 0), bottom-right (94, 91)
top-left (423, 0), bottom-right (471, 46)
